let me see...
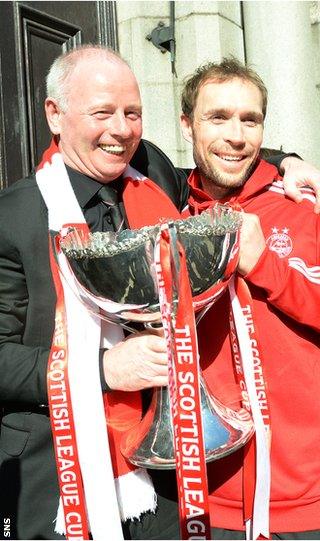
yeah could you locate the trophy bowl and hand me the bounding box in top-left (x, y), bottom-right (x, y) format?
top-left (59, 206), bottom-right (242, 321)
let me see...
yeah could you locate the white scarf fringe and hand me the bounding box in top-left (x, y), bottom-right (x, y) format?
top-left (54, 469), bottom-right (157, 534)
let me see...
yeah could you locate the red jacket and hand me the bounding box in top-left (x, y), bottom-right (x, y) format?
top-left (187, 159), bottom-right (320, 532)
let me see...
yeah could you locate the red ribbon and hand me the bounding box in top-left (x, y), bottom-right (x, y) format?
top-left (48, 238), bottom-right (90, 540)
top-left (156, 224), bottom-right (211, 540)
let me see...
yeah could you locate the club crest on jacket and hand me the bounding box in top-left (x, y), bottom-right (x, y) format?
top-left (266, 227), bottom-right (293, 258)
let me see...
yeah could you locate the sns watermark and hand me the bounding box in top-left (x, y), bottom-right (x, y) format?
top-left (3, 518), bottom-right (10, 538)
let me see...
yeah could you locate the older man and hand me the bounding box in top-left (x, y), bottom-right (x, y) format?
top-left (0, 45), bottom-right (182, 541)
top-left (0, 44), bottom-right (318, 541)
top-left (179, 57), bottom-right (320, 539)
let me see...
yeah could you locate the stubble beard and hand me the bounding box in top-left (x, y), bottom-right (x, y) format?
top-left (194, 148), bottom-right (257, 198)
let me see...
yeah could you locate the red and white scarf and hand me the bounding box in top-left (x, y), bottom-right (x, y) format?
top-left (36, 140), bottom-right (181, 540)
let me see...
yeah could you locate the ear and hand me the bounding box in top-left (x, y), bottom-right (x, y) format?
top-left (180, 114), bottom-right (194, 144)
top-left (45, 98), bottom-right (63, 135)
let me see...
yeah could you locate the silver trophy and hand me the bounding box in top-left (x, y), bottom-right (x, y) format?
top-left (60, 206), bottom-right (254, 469)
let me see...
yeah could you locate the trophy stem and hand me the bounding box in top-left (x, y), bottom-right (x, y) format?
top-left (120, 378), bottom-right (253, 469)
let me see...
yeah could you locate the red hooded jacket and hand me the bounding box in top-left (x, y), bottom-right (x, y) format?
top-left (187, 159), bottom-right (320, 532)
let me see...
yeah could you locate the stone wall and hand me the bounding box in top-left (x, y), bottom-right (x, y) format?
top-left (117, 0), bottom-right (320, 168)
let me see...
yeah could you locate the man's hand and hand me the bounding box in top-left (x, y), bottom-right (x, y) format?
top-left (238, 213), bottom-right (266, 276)
top-left (281, 156), bottom-right (320, 214)
top-left (102, 331), bottom-right (168, 392)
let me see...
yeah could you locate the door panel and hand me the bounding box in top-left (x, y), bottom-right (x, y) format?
top-left (0, 1), bottom-right (118, 188)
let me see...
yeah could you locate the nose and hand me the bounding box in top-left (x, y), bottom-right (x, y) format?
top-left (109, 111), bottom-right (133, 139)
top-left (224, 118), bottom-right (245, 147)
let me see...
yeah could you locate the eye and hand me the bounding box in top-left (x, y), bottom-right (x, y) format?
top-left (243, 118), bottom-right (257, 127)
top-left (126, 111), bottom-right (142, 121)
top-left (93, 111), bottom-right (112, 119)
top-left (209, 114), bottom-right (227, 124)
top-left (242, 114), bottom-right (263, 127)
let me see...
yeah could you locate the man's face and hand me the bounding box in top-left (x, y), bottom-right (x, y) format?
top-left (46, 58), bottom-right (142, 183)
top-left (181, 78), bottom-right (264, 198)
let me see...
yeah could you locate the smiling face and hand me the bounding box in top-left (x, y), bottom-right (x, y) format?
top-left (45, 55), bottom-right (142, 183)
top-left (181, 77), bottom-right (264, 199)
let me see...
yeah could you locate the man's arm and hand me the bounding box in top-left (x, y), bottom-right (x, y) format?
top-left (0, 219), bottom-right (169, 401)
top-left (259, 151), bottom-right (320, 213)
top-left (0, 180), bottom-right (59, 406)
top-left (238, 212), bottom-right (320, 332)
top-left (0, 231), bottom-right (49, 404)
top-left (279, 156), bottom-right (320, 213)
top-left (130, 139), bottom-right (189, 212)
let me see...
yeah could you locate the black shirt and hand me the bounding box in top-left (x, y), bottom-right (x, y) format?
top-left (66, 165), bottom-right (127, 233)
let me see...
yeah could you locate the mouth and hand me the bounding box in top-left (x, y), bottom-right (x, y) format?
top-left (215, 153), bottom-right (246, 163)
top-left (98, 144), bottom-right (126, 156)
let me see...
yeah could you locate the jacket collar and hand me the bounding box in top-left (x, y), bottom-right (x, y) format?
top-left (187, 158), bottom-right (281, 214)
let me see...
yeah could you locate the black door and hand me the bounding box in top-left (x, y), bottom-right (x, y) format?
top-left (0, 0), bottom-right (118, 188)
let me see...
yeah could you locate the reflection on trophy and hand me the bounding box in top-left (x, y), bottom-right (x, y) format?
top-left (60, 205), bottom-right (254, 470)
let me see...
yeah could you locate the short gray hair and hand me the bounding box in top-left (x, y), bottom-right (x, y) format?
top-left (46, 44), bottom-right (127, 111)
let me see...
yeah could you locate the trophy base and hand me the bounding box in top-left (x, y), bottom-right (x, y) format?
top-left (121, 384), bottom-right (254, 470)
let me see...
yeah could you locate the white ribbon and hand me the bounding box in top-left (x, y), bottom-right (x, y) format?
top-left (229, 277), bottom-right (271, 540)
